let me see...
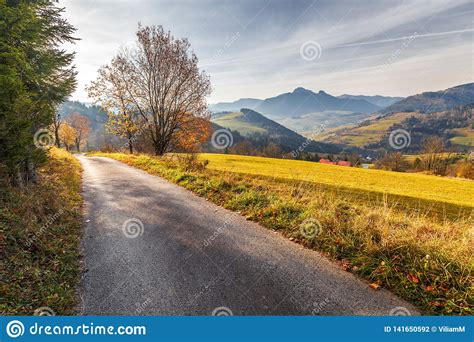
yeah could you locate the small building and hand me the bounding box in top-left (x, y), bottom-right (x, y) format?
top-left (319, 159), bottom-right (335, 165)
top-left (337, 161), bottom-right (351, 167)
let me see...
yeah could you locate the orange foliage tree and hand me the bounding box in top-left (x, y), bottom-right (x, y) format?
top-left (171, 114), bottom-right (212, 152)
top-left (68, 112), bottom-right (90, 152)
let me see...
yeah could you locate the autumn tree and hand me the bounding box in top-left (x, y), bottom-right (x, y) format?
top-left (87, 55), bottom-right (141, 154)
top-left (68, 112), bottom-right (90, 152)
top-left (375, 152), bottom-right (408, 172)
top-left (171, 114), bottom-right (212, 152)
top-left (58, 122), bottom-right (76, 151)
top-left (421, 136), bottom-right (448, 174)
top-left (262, 143), bottom-right (282, 158)
top-left (119, 25), bottom-right (212, 155)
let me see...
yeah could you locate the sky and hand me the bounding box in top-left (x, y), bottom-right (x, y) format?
top-left (61, 0), bottom-right (474, 104)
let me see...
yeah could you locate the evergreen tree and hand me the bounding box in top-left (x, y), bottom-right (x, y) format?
top-left (0, 0), bottom-right (77, 185)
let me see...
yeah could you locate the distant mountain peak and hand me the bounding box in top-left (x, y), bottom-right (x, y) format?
top-left (255, 88), bottom-right (380, 120)
top-left (293, 87), bottom-right (310, 93)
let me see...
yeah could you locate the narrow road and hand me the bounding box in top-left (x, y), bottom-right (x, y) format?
top-left (77, 155), bottom-right (418, 315)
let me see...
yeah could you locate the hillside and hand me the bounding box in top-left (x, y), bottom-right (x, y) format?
top-left (317, 112), bottom-right (418, 148)
top-left (212, 108), bottom-right (305, 139)
top-left (318, 105), bottom-right (474, 152)
top-left (338, 94), bottom-right (403, 108)
top-left (210, 108), bottom-right (342, 154)
top-left (58, 101), bottom-right (107, 129)
top-left (379, 83), bottom-right (474, 114)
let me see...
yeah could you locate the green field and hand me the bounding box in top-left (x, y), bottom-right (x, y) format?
top-left (450, 128), bottom-right (474, 147)
top-left (199, 153), bottom-right (474, 209)
top-left (212, 111), bottom-right (267, 135)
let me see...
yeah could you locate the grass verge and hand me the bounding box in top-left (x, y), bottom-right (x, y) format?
top-left (1, 148), bottom-right (83, 315)
top-left (90, 152), bottom-right (473, 315)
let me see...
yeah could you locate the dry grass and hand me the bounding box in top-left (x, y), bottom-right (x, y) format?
top-left (90, 152), bottom-right (473, 315)
top-left (1, 148), bottom-right (83, 315)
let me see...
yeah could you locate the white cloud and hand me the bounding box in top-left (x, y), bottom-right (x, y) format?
top-left (60, 0), bottom-right (474, 103)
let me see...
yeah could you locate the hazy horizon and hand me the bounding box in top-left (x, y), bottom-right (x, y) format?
top-left (62, 0), bottom-right (474, 104)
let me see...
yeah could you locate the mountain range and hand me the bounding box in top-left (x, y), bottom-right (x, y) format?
top-left (254, 87), bottom-right (380, 117)
top-left (337, 94), bottom-right (403, 108)
top-left (210, 87), bottom-right (405, 134)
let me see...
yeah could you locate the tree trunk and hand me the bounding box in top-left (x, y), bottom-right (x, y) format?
top-left (127, 132), bottom-right (133, 154)
top-left (54, 126), bottom-right (61, 148)
top-left (153, 142), bottom-right (167, 156)
top-left (13, 147), bottom-right (38, 186)
top-left (26, 146), bottom-right (37, 183)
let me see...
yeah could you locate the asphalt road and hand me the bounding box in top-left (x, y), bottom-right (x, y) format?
top-left (76, 155), bottom-right (419, 315)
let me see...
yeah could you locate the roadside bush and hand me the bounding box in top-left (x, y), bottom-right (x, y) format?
top-left (454, 160), bottom-right (474, 179)
top-left (176, 153), bottom-right (209, 172)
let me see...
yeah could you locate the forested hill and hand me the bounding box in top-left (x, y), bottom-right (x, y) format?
top-left (58, 101), bottom-right (107, 129)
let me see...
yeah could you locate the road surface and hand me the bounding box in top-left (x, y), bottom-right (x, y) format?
top-left (76, 155), bottom-right (418, 315)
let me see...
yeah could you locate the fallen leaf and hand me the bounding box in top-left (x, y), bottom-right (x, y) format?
top-left (369, 283), bottom-right (380, 290)
top-left (341, 260), bottom-right (351, 271)
top-left (429, 301), bottom-right (442, 307)
top-left (407, 274), bottom-right (420, 284)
